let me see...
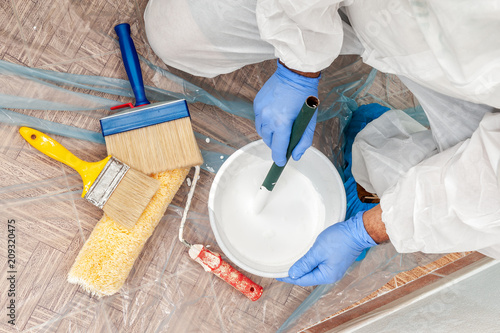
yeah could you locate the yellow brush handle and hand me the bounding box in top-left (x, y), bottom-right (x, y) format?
top-left (19, 127), bottom-right (111, 197)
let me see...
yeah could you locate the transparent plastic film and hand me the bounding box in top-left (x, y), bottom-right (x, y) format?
top-left (0, 0), bottom-right (442, 332)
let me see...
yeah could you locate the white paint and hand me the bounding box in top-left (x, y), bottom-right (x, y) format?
top-left (218, 159), bottom-right (325, 267)
top-left (188, 244), bottom-right (211, 272)
top-left (253, 186), bottom-right (271, 214)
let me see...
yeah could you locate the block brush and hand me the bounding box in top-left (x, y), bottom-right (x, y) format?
top-left (19, 127), bottom-right (160, 229)
top-left (100, 23), bottom-right (203, 174)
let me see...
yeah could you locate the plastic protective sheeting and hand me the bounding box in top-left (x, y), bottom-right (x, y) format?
top-left (0, 0), bottom-right (446, 332)
top-left (341, 259), bottom-right (500, 332)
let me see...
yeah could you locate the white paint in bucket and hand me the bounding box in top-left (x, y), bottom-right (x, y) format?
top-left (219, 161), bottom-right (324, 267)
top-left (209, 140), bottom-right (346, 278)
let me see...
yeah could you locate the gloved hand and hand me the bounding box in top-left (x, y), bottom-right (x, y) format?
top-left (277, 211), bottom-right (377, 287)
top-left (254, 60), bottom-right (320, 167)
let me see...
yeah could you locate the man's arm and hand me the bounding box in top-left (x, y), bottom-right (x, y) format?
top-left (256, 0), bottom-right (344, 73)
top-left (254, 0), bottom-right (342, 166)
top-left (380, 112), bottom-right (500, 254)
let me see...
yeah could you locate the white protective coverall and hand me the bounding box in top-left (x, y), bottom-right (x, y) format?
top-left (144, 0), bottom-right (500, 258)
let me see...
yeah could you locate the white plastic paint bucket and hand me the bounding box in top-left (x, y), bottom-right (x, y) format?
top-left (208, 140), bottom-right (346, 278)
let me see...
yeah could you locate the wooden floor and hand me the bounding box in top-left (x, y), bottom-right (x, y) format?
top-left (0, 1), bottom-right (474, 332)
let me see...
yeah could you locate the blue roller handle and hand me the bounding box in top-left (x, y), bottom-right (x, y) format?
top-left (114, 23), bottom-right (150, 107)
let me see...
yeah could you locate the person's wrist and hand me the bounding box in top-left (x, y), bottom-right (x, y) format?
top-left (278, 59), bottom-right (321, 78)
top-left (362, 205), bottom-right (389, 244)
top-left (348, 211), bottom-right (378, 249)
top-left (275, 59), bottom-right (321, 92)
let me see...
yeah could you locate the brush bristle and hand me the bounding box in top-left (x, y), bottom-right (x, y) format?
top-left (104, 118), bottom-right (203, 174)
top-left (103, 168), bottom-right (160, 229)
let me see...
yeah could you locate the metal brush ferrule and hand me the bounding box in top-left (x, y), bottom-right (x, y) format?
top-left (84, 157), bottom-right (129, 208)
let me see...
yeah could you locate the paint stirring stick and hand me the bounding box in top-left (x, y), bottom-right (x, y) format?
top-left (254, 96), bottom-right (319, 214)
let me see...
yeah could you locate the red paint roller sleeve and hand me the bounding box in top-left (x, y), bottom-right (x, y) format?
top-left (189, 244), bottom-right (263, 301)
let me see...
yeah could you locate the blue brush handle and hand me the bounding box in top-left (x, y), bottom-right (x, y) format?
top-left (114, 23), bottom-right (150, 107)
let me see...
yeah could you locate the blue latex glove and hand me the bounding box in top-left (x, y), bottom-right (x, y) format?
top-left (277, 211), bottom-right (377, 287)
top-left (254, 60), bottom-right (320, 167)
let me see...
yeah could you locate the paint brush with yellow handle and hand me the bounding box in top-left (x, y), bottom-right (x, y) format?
top-left (19, 127), bottom-right (160, 229)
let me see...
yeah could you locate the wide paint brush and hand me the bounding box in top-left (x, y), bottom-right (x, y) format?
top-left (254, 96), bottom-right (319, 214)
top-left (19, 127), bottom-right (160, 229)
top-left (100, 23), bottom-right (203, 175)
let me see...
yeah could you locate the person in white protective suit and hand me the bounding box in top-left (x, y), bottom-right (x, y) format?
top-left (144, 0), bottom-right (500, 286)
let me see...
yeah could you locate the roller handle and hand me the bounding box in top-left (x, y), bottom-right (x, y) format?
top-left (114, 23), bottom-right (150, 107)
top-left (190, 245), bottom-right (263, 301)
top-left (261, 96), bottom-right (319, 191)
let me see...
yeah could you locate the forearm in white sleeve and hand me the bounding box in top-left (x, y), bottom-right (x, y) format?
top-left (380, 112), bottom-right (500, 254)
top-left (256, 0), bottom-right (344, 72)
